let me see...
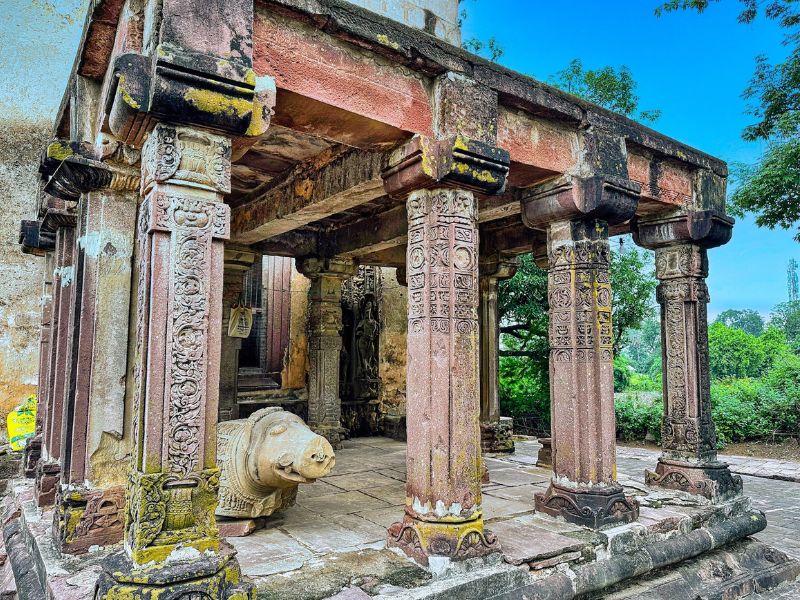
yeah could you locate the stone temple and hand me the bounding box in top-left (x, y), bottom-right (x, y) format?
top-left (4, 0), bottom-right (799, 598)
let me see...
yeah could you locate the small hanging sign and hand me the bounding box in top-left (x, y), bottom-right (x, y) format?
top-left (228, 305), bottom-right (254, 338)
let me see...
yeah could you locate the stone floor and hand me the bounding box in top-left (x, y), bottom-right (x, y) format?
top-left (225, 437), bottom-right (800, 598)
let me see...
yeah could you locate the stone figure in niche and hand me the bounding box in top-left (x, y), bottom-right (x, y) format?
top-left (355, 294), bottom-right (379, 381)
top-left (216, 408), bottom-right (335, 521)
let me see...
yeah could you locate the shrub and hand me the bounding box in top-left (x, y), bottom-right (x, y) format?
top-left (615, 393), bottom-right (663, 442)
top-left (709, 322), bottom-right (766, 379)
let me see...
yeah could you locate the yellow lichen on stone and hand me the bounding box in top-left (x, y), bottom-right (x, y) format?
top-left (117, 75), bottom-right (140, 110)
top-left (46, 141), bottom-right (73, 161)
top-left (184, 89), bottom-right (251, 119)
top-left (376, 34), bottom-right (400, 50)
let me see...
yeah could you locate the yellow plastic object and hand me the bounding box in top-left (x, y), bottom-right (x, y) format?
top-left (7, 394), bottom-right (36, 452)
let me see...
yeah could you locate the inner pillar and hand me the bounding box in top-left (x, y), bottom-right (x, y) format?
top-left (298, 257), bottom-right (357, 448)
top-left (646, 243), bottom-right (742, 500)
top-left (96, 124), bottom-right (252, 599)
top-left (220, 247), bottom-right (258, 422)
top-left (387, 188), bottom-right (500, 566)
top-left (534, 219), bottom-right (639, 528)
top-left (479, 257), bottom-right (517, 454)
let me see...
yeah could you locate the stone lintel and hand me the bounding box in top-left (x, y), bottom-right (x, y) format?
top-left (19, 220), bottom-right (55, 255)
top-left (382, 135), bottom-right (509, 199)
top-left (297, 256), bottom-right (358, 281)
top-left (224, 246), bottom-right (258, 273)
top-left (633, 210), bottom-right (734, 250)
top-left (521, 175), bottom-right (640, 230)
top-left (479, 254), bottom-right (518, 281)
top-left (433, 73), bottom-right (498, 144)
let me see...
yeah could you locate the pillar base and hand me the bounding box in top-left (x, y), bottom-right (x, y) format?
top-left (536, 437), bottom-right (552, 468)
top-left (645, 458), bottom-right (743, 502)
top-left (535, 482), bottom-right (639, 529)
top-left (387, 516), bottom-right (500, 567)
top-left (35, 461), bottom-right (60, 507)
top-left (22, 435), bottom-right (42, 478)
top-left (310, 425), bottom-right (347, 449)
top-left (95, 543), bottom-right (254, 599)
top-left (53, 485), bottom-right (125, 555)
top-left (480, 418), bottom-right (515, 454)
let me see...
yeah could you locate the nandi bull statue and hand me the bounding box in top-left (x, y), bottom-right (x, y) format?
top-left (216, 408), bottom-right (336, 520)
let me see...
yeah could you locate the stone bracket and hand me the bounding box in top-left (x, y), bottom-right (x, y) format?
top-left (521, 175), bottom-right (640, 229)
top-left (19, 220), bottom-right (55, 255)
top-left (382, 134), bottom-right (510, 198)
top-left (633, 210), bottom-right (734, 250)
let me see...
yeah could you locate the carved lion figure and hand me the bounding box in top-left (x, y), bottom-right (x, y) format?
top-left (216, 408), bottom-right (335, 519)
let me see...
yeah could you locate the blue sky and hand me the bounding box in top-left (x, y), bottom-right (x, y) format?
top-left (462, 0), bottom-right (797, 318)
top-left (1, 0), bottom-right (796, 317)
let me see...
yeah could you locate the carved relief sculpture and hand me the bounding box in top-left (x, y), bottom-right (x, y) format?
top-left (216, 408), bottom-right (335, 520)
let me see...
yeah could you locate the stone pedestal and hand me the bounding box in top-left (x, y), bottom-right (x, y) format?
top-left (647, 243), bottom-right (742, 501)
top-left (387, 188), bottom-right (499, 566)
top-left (533, 220), bottom-right (638, 528)
top-left (536, 437), bottom-right (552, 468)
top-left (298, 257), bottom-right (357, 448)
top-left (97, 124), bottom-right (252, 599)
top-left (479, 257), bottom-right (517, 454)
top-left (220, 247), bottom-right (258, 422)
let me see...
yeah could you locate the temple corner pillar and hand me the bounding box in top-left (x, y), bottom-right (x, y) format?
top-left (522, 175), bottom-right (641, 529)
top-left (382, 131), bottom-right (509, 567)
top-left (634, 210), bottom-right (742, 502)
top-left (297, 256), bottom-right (358, 449)
top-left (479, 255), bottom-right (518, 455)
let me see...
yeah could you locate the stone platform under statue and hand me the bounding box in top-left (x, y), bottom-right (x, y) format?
top-left (5, 437), bottom-right (797, 599)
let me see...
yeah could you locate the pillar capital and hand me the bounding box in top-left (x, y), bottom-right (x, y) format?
top-left (633, 210), bottom-right (734, 251)
top-left (297, 256), bottom-right (358, 281)
top-left (382, 134), bottom-right (509, 199)
top-left (521, 175), bottom-right (639, 230)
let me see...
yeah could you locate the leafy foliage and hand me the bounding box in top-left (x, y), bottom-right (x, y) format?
top-left (715, 308), bottom-right (765, 336)
top-left (708, 322), bottom-right (766, 379)
top-left (549, 59), bottom-right (661, 122)
top-left (615, 394), bottom-right (663, 442)
top-left (770, 300), bottom-right (800, 350)
top-left (610, 244), bottom-right (658, 353)
top-left (657, 1), bottom-right (800, 238)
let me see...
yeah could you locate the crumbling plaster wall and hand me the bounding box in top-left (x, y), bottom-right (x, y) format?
top-left (0, 119), bottom-right (48, 443)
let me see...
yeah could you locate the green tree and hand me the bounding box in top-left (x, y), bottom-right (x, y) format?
top-left (611, 244), bottom-right (658, 353)
top-left (623, 317), bottom-right (662, 374)
top-left (549, 59), bottom-right (661, 122)
top-left (708, 321), bottom-right (766, 379)
top-left (769, 300), bottom-right (800, 349)
top-left (715, 308), bottom-right (765, 336)
top-left (458, 0), bottom-right (505, 61)
top-left (657, 1), bottom-right (800, 238)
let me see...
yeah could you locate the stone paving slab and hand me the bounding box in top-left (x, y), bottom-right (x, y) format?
top-left (489, 518), bottom-right (586, 566)
top-left (297, 490), bottom-right (393, 516)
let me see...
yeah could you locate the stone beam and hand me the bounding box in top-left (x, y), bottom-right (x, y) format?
top-left (230, 149), bottom-right (386, 244)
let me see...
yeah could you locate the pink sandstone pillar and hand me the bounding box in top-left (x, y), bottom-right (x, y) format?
top-left (634, 212), bottom-right (742, 501)
top-left (479, 256), bottom-right (517, 454)
top-left (387, 188), bottom-right (500, 565)
top-left (298, 257), bottom-right (357, 448)
top-left (521, 177), bottom-right (640, 528)
top-left (37, 218), bottom-right (77, 507)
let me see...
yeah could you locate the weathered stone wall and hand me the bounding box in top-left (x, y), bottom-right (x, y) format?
top-left (283, 264), bottom-right (310, 390)
top-left (0, 119), bottom-right (48, 443)
top-left (345, 0), bottom-right (460, 44)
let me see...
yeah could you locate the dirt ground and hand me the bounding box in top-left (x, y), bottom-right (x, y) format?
top-left (618, 439), bottom-right (800, 462)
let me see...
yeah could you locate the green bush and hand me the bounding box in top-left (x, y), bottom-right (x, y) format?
top-left (710, 379), bottom-right (771, 445)
top-left (708, 322), bottom-right (766, 379)
top-left (614, 394), bottom-right (662, 442)
top-left (627, 372), bottom-right (661, 392)
top-left (613, 355), bottom-right (632, 392)
top-left (498, 355), bottom-right (550, 431)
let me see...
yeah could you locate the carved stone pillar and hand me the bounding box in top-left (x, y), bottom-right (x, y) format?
top-left (522, 176), bottom-right (640, 529)
top-left (95, 124), bottom-right (252, 599)
top-left (36, 212), bottom-right (77, 507)
top-left (382, 132), bottom-right (509, 567)
top-left (479, 256), bottom-right (517, 454)
top-left (220, 247), bottom-right (258, 422)
top-left (634, 211), bottom-right (742, 501)
top-left (297, 257), bottom-right (357, 448)
top-left (387, 187), bottom-right (501, 565)
top-left (531, 220), bottom-right (638, 527)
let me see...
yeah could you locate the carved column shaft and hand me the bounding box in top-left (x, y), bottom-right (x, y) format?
top-left (645, 243), bottom-right (742, 500)
top-left (478, 258), bottom-right (517, 454)
top-left (534, 220), bottom-right (638, 528)
top-left (388, 188), bottom-right (499, 566)
top-left (125, 124), bottom-right (230, 565)
top-left (220, 249), bottom-right (257, 422)
top-left (300, 257), bottom-right (356, 448)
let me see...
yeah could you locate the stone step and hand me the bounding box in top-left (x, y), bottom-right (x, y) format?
top-left (599, 539), bottom-right (800, 600)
